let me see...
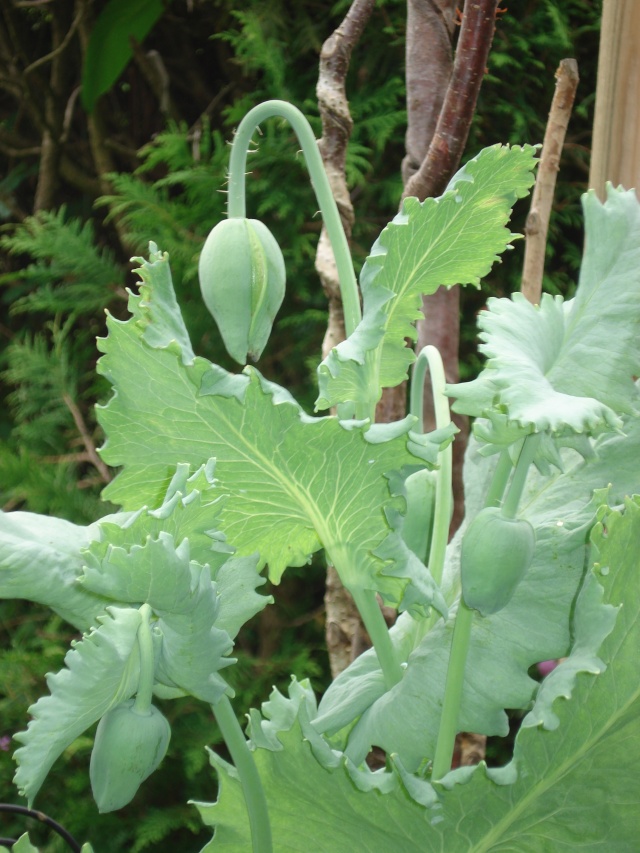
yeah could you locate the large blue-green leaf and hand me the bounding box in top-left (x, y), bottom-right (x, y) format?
top-left (314, 398), bottom-right (640, 768)
top-left (82, 533), bottom-right (233, 703)
top-left (0, 457), bottom-right (269, 640)
top-left (13, 607), bottom-right (142, 805)
top-left (316, 144), bottom-right (537, 416)
top-left (0, 510), bottom-right (125, 630)
top-left (195, 499), bottom-right (639, 850)
top-left (97, 247), bottom-right (449, 615)
top-left (449, 186), bottom-right (640, 440)
top-left (89, 459), bottom-right (271, 640)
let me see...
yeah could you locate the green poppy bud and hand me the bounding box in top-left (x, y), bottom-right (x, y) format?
top-left (460, 506), bottom-right (535, 616)
top-left (199, 217), bottom-right (286, 364)
top-left (90, 700), bottom-right (171, 813)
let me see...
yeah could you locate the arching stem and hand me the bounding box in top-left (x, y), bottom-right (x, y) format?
top-left (411, 345), bottom-right (453, 587)
top-left (227, 100), bottom-right (361, 338)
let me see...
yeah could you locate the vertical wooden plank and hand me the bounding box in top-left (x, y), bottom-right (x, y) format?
top-left (590, 0), bottom-right (640, 199)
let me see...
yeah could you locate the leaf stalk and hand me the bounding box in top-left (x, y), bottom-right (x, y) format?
top-left (431, 599), bottom-right (474, 781)
top-left (350, 586), bottom-right (403, 689)
top-left (212, 694), bottom-right (273, 853)
top-left (411, 345), bottom-right (453, 586)
top-left (132, 603), bottom-right (154, 715)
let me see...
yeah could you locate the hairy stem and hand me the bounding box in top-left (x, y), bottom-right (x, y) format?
top-left (212, 694), bottom-right (272, 853)
top-left (132, 604), bottom-right (154, 715)
top-left (227, 100), bottom-right (361, 338)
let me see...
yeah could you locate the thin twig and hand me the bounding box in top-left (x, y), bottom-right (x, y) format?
top-left (522, 59), bottom-right (579, 305)
top-left (23, 4), bottom-right (84, 76)
top-left (62, 393), bottom-right (111, 483)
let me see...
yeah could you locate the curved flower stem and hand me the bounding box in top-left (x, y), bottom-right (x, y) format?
top-left (212, 694), bottom-right (272, 853)
top-left (227, 100), bottom-right (361, 338)
top-left (411, 345), bottom-right (453, 587)
top-left (132, 604), bottom-right (154, 715)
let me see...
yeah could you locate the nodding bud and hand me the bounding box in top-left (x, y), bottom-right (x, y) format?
top-left (90, 700), bottom-right (171, 813)
top-left (198, 217), bottom-right (286, 365)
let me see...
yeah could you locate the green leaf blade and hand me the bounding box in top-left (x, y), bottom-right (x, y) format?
top-left (81, 0), bottom-right (166, 113)
top-left (316, 144), bottom-right (537, 414)
top-left (97, 249), bottom-right (446, 613)
top-left (196, 499), bottom-right (640, 851)
top-left (0, 510), bottom-right (119, 631)
top-left (450, 186), bottom-right (640, 439)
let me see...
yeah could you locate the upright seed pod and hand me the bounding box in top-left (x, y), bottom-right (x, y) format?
top-left (198, 217), bottom-right (286, 364)
top-left (460, 506), bottom-right (536, 616)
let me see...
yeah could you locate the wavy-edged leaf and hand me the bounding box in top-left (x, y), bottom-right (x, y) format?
top-left (316, 144), bottom-right (537, 415)
top-left (13, 607), bottom-right (142, 805)
top-left (195, 680), bottom-right (435, 852)
top-left (97, 248), bottom-right (449, 614)
top-left (88, 459), bottom-right (271, 639)
top-left (314, 402), bottom-right (640, 769)
top-left (429, 497), bottom-right (640, 851)
top-left (449, 186), bottom-right (640, 438)
top-left (0, 510), bottom-right (125, 631)
top-left (195, 498), bottom-right (639, 851)
top-left (82, 533), bottom-right (233, 703)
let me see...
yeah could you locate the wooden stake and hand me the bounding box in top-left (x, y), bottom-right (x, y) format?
top-left (521, 59), bottom-right (579, 306)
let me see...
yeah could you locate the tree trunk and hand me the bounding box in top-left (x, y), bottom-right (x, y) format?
top-left (315, 0), bottom-right (376, 680)
top-left (407, 0), bottom-right (499, 535)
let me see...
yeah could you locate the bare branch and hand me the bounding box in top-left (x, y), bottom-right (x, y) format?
top-left (23, 3), bottom-right (84, 76)
top-left (315, 0), bottom-right (375, 679)
top-left (522, 59), bottom-right (579, 305)
top-left (62, 393), bottom-right (111, 483)
top-left (315, 0), bottom-right (375, 317)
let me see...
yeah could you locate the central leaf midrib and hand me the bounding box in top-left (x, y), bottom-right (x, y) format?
top-left (206, 391), bottom-right (345, 555)
top-left (469, 655), bottom-right (639, 852)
